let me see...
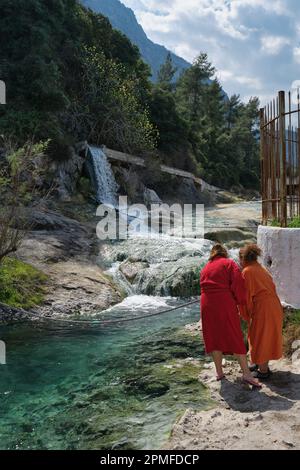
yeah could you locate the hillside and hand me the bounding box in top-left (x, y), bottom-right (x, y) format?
top-left (82, 0), bottom-right (191, 80)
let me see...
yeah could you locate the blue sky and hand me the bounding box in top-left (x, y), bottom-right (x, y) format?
top-left (122, 0), bottom-right (300, 105)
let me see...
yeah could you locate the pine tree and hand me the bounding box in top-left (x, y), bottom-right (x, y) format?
top-left (157, 53), bottom-right (177, 90)
top-left (176, 53), bottom-right (216, 122)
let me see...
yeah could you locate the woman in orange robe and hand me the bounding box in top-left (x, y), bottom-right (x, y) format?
top-left (200, 244), bottom-right (261, 387)
top-left (239, 244), bottom-right (283, 379)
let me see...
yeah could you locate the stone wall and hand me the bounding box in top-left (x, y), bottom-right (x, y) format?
top-left (257, 225), bottom-right (300, 308)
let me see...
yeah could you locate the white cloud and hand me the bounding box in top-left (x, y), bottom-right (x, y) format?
top-left (122, 0), bottom-right (300, 105)
top-left (261, 35), bottom-right (291, 55)
top-left (293, 46), bottom-right (300, 64)
top-left (218, 70), bottom-right (262, 90)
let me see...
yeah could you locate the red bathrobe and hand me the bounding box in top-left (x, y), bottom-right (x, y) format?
top-left (200, 256), bottom-right (247, 355)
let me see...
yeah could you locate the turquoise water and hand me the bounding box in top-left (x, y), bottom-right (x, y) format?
top-left (0, 299), bottom-right (210, 450)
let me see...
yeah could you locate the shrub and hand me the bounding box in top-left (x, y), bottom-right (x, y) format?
top-left (283, 309), bottom-right (300, 357)
top-left (288, 217), bottom-right (300, 228)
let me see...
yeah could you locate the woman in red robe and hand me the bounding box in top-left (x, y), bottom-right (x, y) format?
top-left (200, 244), bottom-right (261, 387)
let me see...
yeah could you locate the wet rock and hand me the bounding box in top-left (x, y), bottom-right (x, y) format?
top-left (20, 424), bottom-right (34, 433)
top-left (143, 188), bottom-right (162, 206)
top-left (0, 302), bottom-right (32, 322)
top-left (119, 260), bottom-right (149, 283)
top-left (205, 228), bottom-right (256, 245)
top-left (125, 376), bottom-right (170, 397)
top-left (102, 237), bottom-right (213, 296)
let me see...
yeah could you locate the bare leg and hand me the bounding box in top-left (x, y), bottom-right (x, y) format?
top-left (235, 354), bottom-right (261, 386)
top-left (235, 354), bottom-right (252, 378)
top-left (211, 351), bottom-right (224, 378)
top-left (258, 361), bottom-right (269, 374)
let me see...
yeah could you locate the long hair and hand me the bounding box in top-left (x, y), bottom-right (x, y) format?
top-left (239, 244), bottom-right (262, 263)
top-left (209, 243), bottom-right (228, 261)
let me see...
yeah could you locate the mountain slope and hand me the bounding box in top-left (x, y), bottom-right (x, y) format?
top-left (82, 0), bottom-right (190, 80)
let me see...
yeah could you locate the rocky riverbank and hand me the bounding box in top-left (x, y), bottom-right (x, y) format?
top-left (0, 198), bottom-right (261, 321)
top-left (3, 207), bottom-right (124, 321)
top-left (165, 323), bottom-right (300, 450)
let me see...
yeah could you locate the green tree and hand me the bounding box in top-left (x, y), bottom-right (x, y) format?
top-left (0, 0), bottom-right (155, 155)
top-left (157, 53), bottom-right (177, 90)
top-left (66, 47), bottom-right (156, 154)
top-left (176, 53), bottom-right (216, 123)
top-left (149, 86), bottom-right (198, 172)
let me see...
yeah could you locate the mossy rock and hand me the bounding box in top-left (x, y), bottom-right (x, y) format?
top-left (0, 257), bottom-right (48, 309)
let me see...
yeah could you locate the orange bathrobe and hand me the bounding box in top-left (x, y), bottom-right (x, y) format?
top-left (240, 261), bottom-right (283, 364)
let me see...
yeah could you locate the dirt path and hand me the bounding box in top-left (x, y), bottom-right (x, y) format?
top-left (166, 353), bottom-right (300, 450)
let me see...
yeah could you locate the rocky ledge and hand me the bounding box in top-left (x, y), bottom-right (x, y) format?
top-left (165, 345), bottom-right (300, 450)
top-left (9, 208), bottom-right (123, 320)
top-left (101, 237), bottom-right (213, 297)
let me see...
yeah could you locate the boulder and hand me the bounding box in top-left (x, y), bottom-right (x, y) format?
top-left (119, 260), bottom-right (149, 283)
top-left (205, 228), bottom-right (256, 245)
top-left (176, 178), bottom-right (216, 206)
top-left (0, 302), bottom-right (32, 323)
top-left (50, 146), bottom-right (86, 201)
top-left (143, 188), bottom-right (162, 206)
top-left (102, 237), bottom-right (213, 296)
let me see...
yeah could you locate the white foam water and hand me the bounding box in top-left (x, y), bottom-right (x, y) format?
top-left (89, 146), bottom-right (119, 206)
top-left (104, 295), bottom-right (173, 313)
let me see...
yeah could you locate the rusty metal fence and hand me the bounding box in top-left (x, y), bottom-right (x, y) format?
top-left (260, 90), bottom-right (300, 226)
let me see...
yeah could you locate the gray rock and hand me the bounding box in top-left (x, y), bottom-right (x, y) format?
top-left (102, 237), bottom-right (212, 296)
top-left (14, 210), bottom-right (123, 318)
top-left (50, 147), bottom-right (86, 201)
top-left (0, 302), bottom-right (34, 323)
top-left (176, 178), bottom-right (216, 206)
top-left (18, 209), bottom-right (87, 232)
top-left (119, 260), bottom-right (149, 284)
top-left (205, 228), bottom-right (256, 245)
top-left (143, 188), bottom-right (162, 206)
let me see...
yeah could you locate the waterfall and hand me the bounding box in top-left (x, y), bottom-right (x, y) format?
top-left (88, 146), bottom-right (119, 207)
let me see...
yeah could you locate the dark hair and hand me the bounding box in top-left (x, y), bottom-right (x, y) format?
top-left (239, 244), bottom-right (262, 263)
top-left (209, 243), bottom-right (228, 261)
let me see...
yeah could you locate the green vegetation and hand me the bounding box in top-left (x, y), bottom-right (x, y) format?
top-left (269, 217), bottom-right (300, 228)
top-left (0, 140), bottom-right (49, 263)
top-left (0, 258), bottom-right (47, 309)
top-left (151, 53), bottom-right (260, 188)
top-left (0, 0), bottom-right (156, 156)
top-left (270, 219), bottom-right (281, 227)
top-left (283, 309), bottom-right (300, 357)
top-left (288, 217), bottom-right (300, 228)
top-left (0, 1), bottom-right (260, 190)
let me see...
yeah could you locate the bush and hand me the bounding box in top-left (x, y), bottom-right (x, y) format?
top-left (0, 258), bottom-right (48, 309)
top-left (288, 217), bottom-right (300, 228)
top-left (269, 217), bottom-right (300, 228)
top-left (283, 309), bottom-right (300, 357)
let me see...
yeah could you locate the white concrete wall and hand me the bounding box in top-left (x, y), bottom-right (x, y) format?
top-left (257, 225), bottom-right (300, 308)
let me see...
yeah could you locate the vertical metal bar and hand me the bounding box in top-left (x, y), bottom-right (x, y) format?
top-left (298, 88), bottom-right (300, 216)
top-left (288, 91), bottom-right (292, 219)
top-left (266, 103), bottom-right (270, 221)
top-left (260, 108), bottom-right (266, 224)
top-left (292, 117), bottom-right (296, 217)
top-left (271, 119), bottom-right (277, 219)
top-left (298, 127), bottom-right (300, 217)
top-left (276, 97), bottom-right (280, 219)
top-left (279, 91), bottom-right (287, 227)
